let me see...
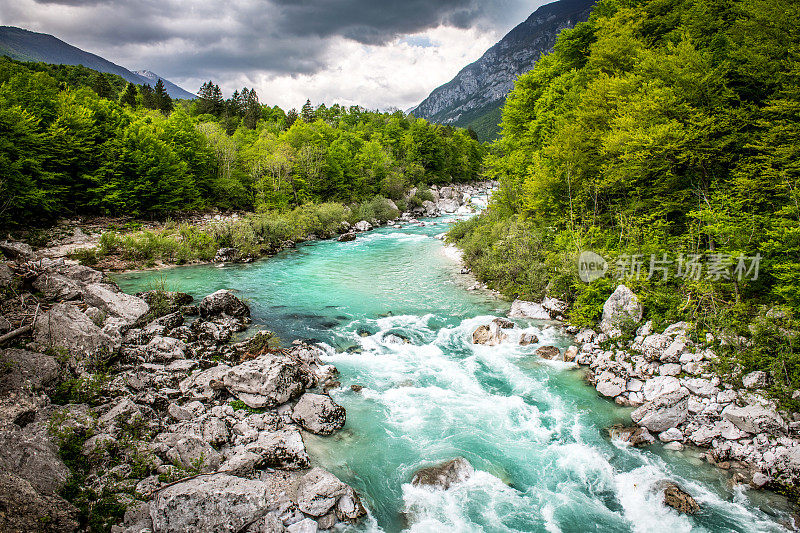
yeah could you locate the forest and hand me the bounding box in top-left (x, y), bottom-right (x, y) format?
top-left (0, 57), bottom-right (483, 226)
top-left (449, 0), bottom-right (800, 405)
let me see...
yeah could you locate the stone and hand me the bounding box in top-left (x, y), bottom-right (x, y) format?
top-left (472, 322), bottom-right (508, 346)
top-left (752, 472), bottom-right (770, 488)
top-left (492, 318), bottom-right (515, 329)
top-left (165, 436), bottom-right (222, 472)
top-left (35, 303), bottom-right (117, 355)
top-left (180, 364), bottom-right (230, 400)
top-left (689, 424), bottom-right (722, 446)
top-left (642, 376), bottom-right (681, 401)
top-left (335, 486), bottom-right (367, 522)
top-left (223, 354), bottom-right (309, 408)
top-left (563, 345), bottom-right (579, 362)
top-left (167, 403), bottom-right (193, 421)
top-left (0, 241), bottom-right (35, 261)
top-left (657, 481), bottom-right (700, 514)
top-left (99, 397), bottom-right (142, 427)
top-left (683, 378), bottom-right (718, 398)
top-left (338, 232), bottom-right (357, 242)
top-left (535, 345), bottom-right (561, 360)
top-left (150, 473), bottom-right (279, 533)
top-left (411, 457), bottom-right (473, 490)
top-left (641, 334), bottom-right (672, 362)
top-left (291, 393), bottom-right (346, 435)
top-left (0, 349), bottom-right (60, 395)
top-left (596, 372), bottom-right (626, 398)
top-left (83, 283), bottom-right (149, 327)
top-left (199, 289), bottom-right (250, 318)
top-left (508, 300), bottom-right (551, 320)
top-left (631, 388), bottom-right (689, 433)
top-left (146, 336), bottom-right (187, 362)
top-left (32, 273), bottom-right (82, 301)
top-left (575, 329), bottom-right (597, 344)
top-left (607, 425), bottom-right (655, 447)
top-left (287, 518), bottom-right (318, 533)
top-left (600, 285), bottom-right (642, 334)
top-left (296, 467), bottom-right (348, 517)
top-left (742, 371), bottom-right (769, 389)
top-left (219, 451), bottom-right (261, 477)
top-left (660, 339), bottom-right (686, 363)
top-left (202, 417), bottom-right (230, 446)
top-left (659, 428), bottom-right (683, 442)
top-left (659, 363), bottom-right (682, 376)
top-left (354, 220), bottom-right (373, 232)
top-left (0, 471), bottom-right (78, 532)
top-left (722, 404), bottom-right (787, 435)
top-left (663, 322), bottom-right (691, 337)
top-left (518, 332), bottom-right (539, 346)
top-left (245, 428), bottom-right (310, 470)
top-left (541, 297), bottom-right (568, 318)
top-left (0, 424), bottom-right (69, 495)
top-left (663, 442), bottom-right (684, 451)
top-left (137, 290), bottom-right (193, 316)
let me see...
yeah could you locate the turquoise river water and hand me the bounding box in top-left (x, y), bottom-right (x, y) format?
top-left (114, 213), bottom-right (793, 532)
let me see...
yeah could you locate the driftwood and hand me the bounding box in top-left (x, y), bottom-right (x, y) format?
top-left (0, 303), bottom-right (38, 344)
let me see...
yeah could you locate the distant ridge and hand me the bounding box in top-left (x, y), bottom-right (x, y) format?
top-left (0, 26), bottom-right (196, 99)
top-left (410, 0), bottom-right (595, 141)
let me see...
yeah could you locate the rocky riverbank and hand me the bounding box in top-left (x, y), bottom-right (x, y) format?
top-left (504, 285), bottom-right (800, 508)
top-left (27, 182), bottom-right (496, 272)
top-left (0, 241), bottom-right (367, 532)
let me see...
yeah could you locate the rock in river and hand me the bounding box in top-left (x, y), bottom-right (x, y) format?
top-left (199, 289), bottom-right (250, 318)
top-left (222, 354), bottom-right (308, 408)
top-left (411, 457), bottom-right (474, 490)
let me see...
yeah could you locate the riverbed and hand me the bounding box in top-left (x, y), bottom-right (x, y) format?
top-left (114, 215), bottom-right (791, 532)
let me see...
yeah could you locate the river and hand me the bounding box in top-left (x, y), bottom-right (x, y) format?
top-left (114, 212), bottom-right (791, 532)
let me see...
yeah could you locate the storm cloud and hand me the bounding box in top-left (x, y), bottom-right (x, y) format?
top-left (0, 0), bottom-right (548, 109)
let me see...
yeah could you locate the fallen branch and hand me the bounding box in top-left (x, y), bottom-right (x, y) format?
top-left (0, 303), bottom-right (38, 345)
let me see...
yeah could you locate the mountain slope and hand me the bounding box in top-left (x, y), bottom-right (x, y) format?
top-left (0, 26), bottom-right (195, 99)
top-left (410, 0), bottom-right (595, 141)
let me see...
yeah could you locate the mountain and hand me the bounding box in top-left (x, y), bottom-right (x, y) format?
top-left (410, 0), bottom-right (595, 141)
top-left (133, 69), bottom-right (196, 100)
top-left (0, 26), bottom-right (196, 99)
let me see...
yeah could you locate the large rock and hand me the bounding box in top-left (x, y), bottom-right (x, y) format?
top-left (245, 428), bottom-right (310, 470)
top-left (35, 303), bottom-right (117, 355)
top-left (631, 388), bottom-right (689, 433)
top-left (296, 467), bottom-right (348, 517)
top-left (146, 336), bottom-right (187, 362)
top-left (0, 241), bottom-right (35, 261)
top-left (722, 404), bottom-right (787, 435)
top-left (291, 393), bottom-right (346, 435)
top-left (150, 473), bottom-right (279, 533)
top-left (32, 273), bottom-right (82, 301)
top-left (508, 300), bottom-right (554, 320)
top-left (600, 285), bottom-right (642, 334)
top-left (641, 334), bottom-right (672, 362)
top-left (199, 289), bottom-right (250, 318)
top-left (223, 354), bottom-right (308, 408)
top-left (0, 424), bottom-right (69, 495)
top-left (642, 376), bottom-right (681, 401)
top-left (596, 372), bottom-right (627, 397)
top-left (411, 457), bottom-right (474, 490)
top-left (354, 220), bottom-right (373, 232)
top-left (0, 349), bottom-right (60, 395)
top-left (742, 371), bottom-right (768, 389)
top-left (165, 436), bottom-right (223, 472)
top-left (655, 481), bottom-right (700, 515)
top-left (472, 322), bottom-right (508, 346)
top-left (83, 283), bottom-right (149, 327)
top-left (607, 425), bottom-right (654, 447)
top-left (0, 471), bottom-right (78, 533)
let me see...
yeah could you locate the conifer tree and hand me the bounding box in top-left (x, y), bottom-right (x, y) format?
top-left (120, 82), bottom-right (138, 108)
top-left (91, 72), bottom-right (114, 99)
top-left (301, 99), bottom-right (315, 123)
top-left (140, 83), bottom-right (157, 109)
top-left (154, 79), bottom-right (173, 114)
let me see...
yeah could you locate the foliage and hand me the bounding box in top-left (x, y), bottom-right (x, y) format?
top-left (0, 58), bottom-right (484, 227)
top-left (449, 0), bottom-right (800, 406)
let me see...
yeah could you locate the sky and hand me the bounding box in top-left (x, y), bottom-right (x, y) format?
top-left (0, 0), bottom-right (551, 111)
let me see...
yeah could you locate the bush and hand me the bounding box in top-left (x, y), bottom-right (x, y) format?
top-left (352, 196), bottom-right (400, 224)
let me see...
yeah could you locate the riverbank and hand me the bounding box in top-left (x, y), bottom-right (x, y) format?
top-left (501, 286), bottom-right (800, 511)
top-left (20, 182), bottom-right (496, 273)
top-left (0, 243), bottom-right (372, 531)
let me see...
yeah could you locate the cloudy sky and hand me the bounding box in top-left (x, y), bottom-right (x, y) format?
top-left (0, 0), bottom-right (550, 110)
